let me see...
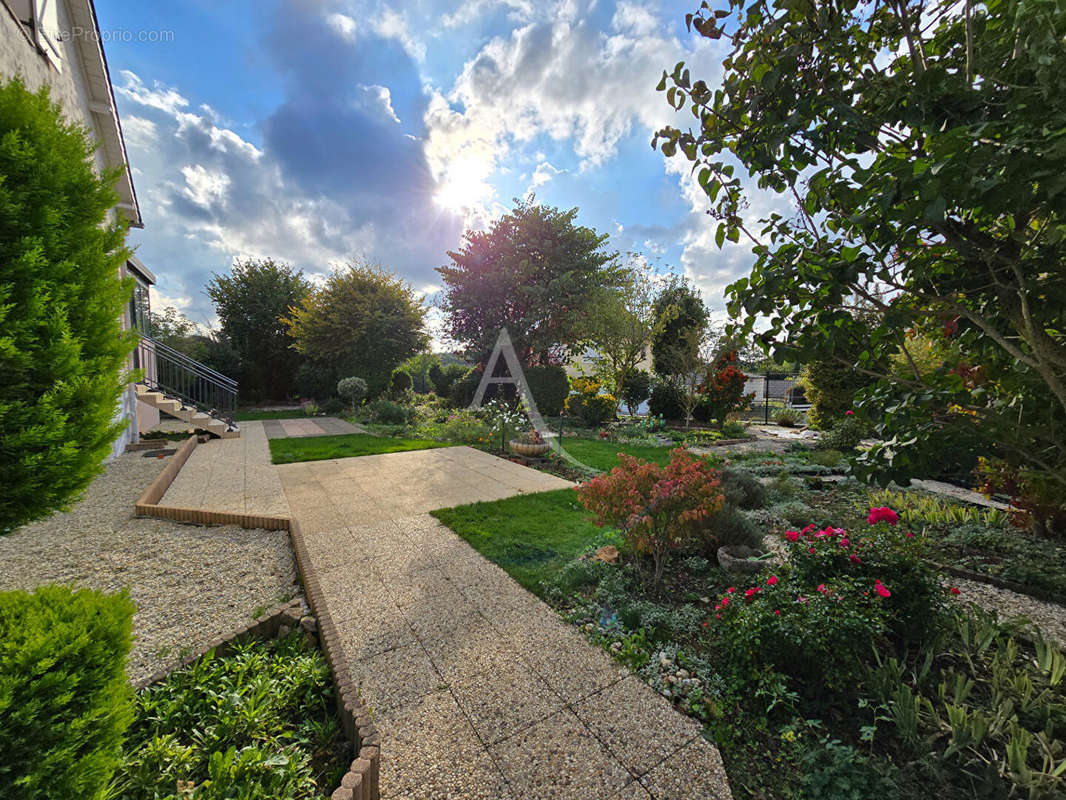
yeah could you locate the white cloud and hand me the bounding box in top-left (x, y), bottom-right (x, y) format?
top-left (180, 165), bottom-right (231, 209)
top-left (326, 12), bottom-right (357, 40)
top-left (529, 160), bottom-right (564, 188)
top-left (116, 70), bottom-right (189, 116)
top-left (372, 7), bottom-right (426, 62)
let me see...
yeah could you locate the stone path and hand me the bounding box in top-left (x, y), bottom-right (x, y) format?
top-left (161, 422), bottom-right (289, 516)
top-left (262, 416), bottom-right (365, 439)
top-left (278, 446), bottom-right (733, 800)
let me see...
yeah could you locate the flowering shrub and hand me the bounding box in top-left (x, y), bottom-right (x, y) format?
top-left (565, 377), bottom-right (617, 426)
top-left (695, 350), bottom-right (754, 423)
top-left (710, 506), bottom-right (944, 690)
top-left (576, 448), bottom-right (725, 589)
top-left (414, 409), bottom-right (490, 444)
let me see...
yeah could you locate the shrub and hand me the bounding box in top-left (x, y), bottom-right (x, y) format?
top-left (648, 379), bottom-right (684, 420)
top-left (698, 351), bottom-right (753, 423)
top-left (801, 352), bottom-right (877, 431)
top-left (720, 468), bottom-right (767, 510)
top-left (0, 79), bottom-right (137, 533)
top-left (620, 371), bottom-right (653, 416)
top-left (431, 364), bottom-right (470, 402)
top-left (808, 449), bottom-right (844, 468)
top-left (0, 586), bottom-right (135, 799)
top-left (336, 376), bottom-right (368, 412)
top-left (720, 420), bottom-right (748, 439)
top-left (414, 409), bottom-right (491, 444)
top-left (447, 368), bottom-right (479, 408)
top-left (524, 365), bottom-right (569, 416)
top-left (815, 415), bottom-right (865, 451)
top-left (770, 500), bottom-right (816, 526)
top-left (774, 407), bottom-right (802, 427)
top-left (564, 377), bottom-right (616, 427)
top-left (389, 369), bottom-right (413, 399)
top-left (366, 398), bottom-right (414, 425)
top-left (576, 448), bottom-right (725, 589)
top-left (698, 505), bottom-right (763, 556)
top-left (320, 397), bottom-right (346, 416)
top-left (294, 361), bottom-right (337, 402)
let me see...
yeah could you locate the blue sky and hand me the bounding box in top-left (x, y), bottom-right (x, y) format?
top-left (96, 0), bottom-right (769, 343)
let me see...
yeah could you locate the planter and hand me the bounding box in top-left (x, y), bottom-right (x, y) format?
top-left (510, 440), bottom-right (551, 457)
top-left (718, 545), bottom-right (774, 574)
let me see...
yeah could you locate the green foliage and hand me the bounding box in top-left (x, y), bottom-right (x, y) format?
top-left (365, 398), bottom-right (414, 426)
top-left (111, 634), bottom-right (347, 800)
top-left (269, 432), bottom-right (445, 464)
top-left (929, 523), bottom-right (1066, 599)
top-left (400, 352), bottom-right (439, 394)
top-left (808, 449), bottom-right (844, 468)
top-left (446, 367), bottom-right (479, 408)
top-left (0, 78), bottom-right (136, 533)
top-left (699, 505), bottom-right (763, 557)
top-left (335, 377), bottom-right (367, 412)
top-left (773, 407), bottom-right (802, 428)
top-left (816, 416), bottom-right (865, 452)
top-left (430, 363), bottom-right (469, 401)
top-left (648, 379), bottom-right (684, 420)
top-left (389, 369), bottom-right (413, 399)
top-left (293, 361), bottom-right (337, 403)
top-left (650, 276), bottom-right (708, 378)
top-left (206, 259), bottom-right (311, 401)
top-left (437, 199), bottom-right (622, 364)
top-left (620, 370), bottom-right (652, 416)
top-left (719, 420), bottom-right (748, 439)
top-left (801, 356), bottom-right (876, 432)
top-left (284, 261), bottom-right (427, 397)
top-left (794, 736), bottom-right (897, 800)
top-left (564, 377), bottom-right (616, 427)
top-left (523, 365), bottom-right (569, 417)
top-left (413, 408), bottom-right (491, 445)
top-left (719, 468), bottom-right (767, 510)
top-left (867, 489), bottom-right (1010, 530)
top-left (0, 586), bottom-right (135, 799)
top-left (657, 0), bottom-right (1066, 506)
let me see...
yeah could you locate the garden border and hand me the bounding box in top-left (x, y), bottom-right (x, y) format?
top-left (133, 597), bottom-right (307, 691)
top-left (933, 561), bottom-right (1066, 608)
top-left (133, 436), bottom-right (290, 530)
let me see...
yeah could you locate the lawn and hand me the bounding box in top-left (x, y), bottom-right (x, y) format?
top-left (431, 488), bottom-right (603, 595)
top-left (269, 433), bottom-right (449, 464)
top-left (557, 436), bottom-right (675, 472)
top-left (233, 408), bottom-right (304, 421)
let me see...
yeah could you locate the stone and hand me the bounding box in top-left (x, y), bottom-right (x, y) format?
top-left (278, 624), bottom-right (292, 638)
top-left (594, 545), bottom-right (619, 564)
top-left (299, 615), bottom-right (318, 635)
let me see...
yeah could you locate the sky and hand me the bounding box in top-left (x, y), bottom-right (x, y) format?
top-left (95, 0), bottom-right (774, 345)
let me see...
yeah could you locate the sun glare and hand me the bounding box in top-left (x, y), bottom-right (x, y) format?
top-left (433, 157), bottom-right (493, 212)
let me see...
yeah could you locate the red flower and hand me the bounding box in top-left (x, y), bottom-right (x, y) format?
top-left (950, 587), bottom-right (961, 595)
top-left (845, 410), bottom-right (855, 416)
top-left (802, 524), bottom-right (817, 534)
top-left (767, 576), bottom-right (778, 586)
top-left (874, 581), bottom-right (891, 598)
top-left (849, 554), bottom-right (861, 564)
top-left (721, 596), bottom-right (730, 607)
top-left (816, 583), bottom-right (828, 594)
top-left (905, 532), bottom-right (914, 538)
top-left (839, 538), bottom-right (850, 547)
top-left (867, 506), bottom-right (899, 526)
top-left (744, 587), bottom-right (761, 603)
top-left (809, 547), bottom-right (816, 554)
top-left (726, 587), bottom-right (736, 593)
top-left (702, 620), bottom-right (708, 628)
top-left (785, 530), bottom-right (800, 543)
top-left (774, 609), bottom-right (781, 616)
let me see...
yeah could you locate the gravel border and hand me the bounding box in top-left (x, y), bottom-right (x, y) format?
top-left (0, 449), bottom-right (298, 683)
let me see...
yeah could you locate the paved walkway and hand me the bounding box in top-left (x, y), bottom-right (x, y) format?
top-left (278, 446), bottom-right (732, 800)
top-left (161, 422), bottom-right (289, 517)
top-left (262, 416), bottom-right (365, 439)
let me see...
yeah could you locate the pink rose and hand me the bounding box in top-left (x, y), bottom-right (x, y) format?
top-left (785, 530), bottom-right (800, 543)
top-left (767, 576), bottom-right (778, 586)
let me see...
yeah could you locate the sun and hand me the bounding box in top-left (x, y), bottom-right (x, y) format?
top-left (433, 156), bottom-right (493, 212)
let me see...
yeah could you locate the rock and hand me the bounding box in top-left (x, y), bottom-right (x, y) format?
top-left (677, 669), bottom-right (690, 679)
top-left (299, 615), bottom-right (318, 635)
top-left (665, 674), bottom-right (677, 685)
top-left (277, 624), bottom-right (292, 638)
top-left (594, 545), bottom-right (619, 564)
top-left (660, 657), bottom-right (673, 670)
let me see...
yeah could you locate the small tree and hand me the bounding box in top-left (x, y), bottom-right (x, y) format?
top-left (401, 352), bottom-right (439, 394)
top-left (0, 79), bottom-right (135, 533)
top-left (577, 449), bottom-right (725, 590)
top-left (284, 261), bottom-right (428, 397)
top-left (698, 351), bottom-right (752, 425)
top-left (389, 369), bottom-right (413, 399)
top-left (620, 370), bottom-right (652, 416)
top-left (336, 377), bottom-right (367, 414)
top-left (650, 276), bottom-right (708, 379)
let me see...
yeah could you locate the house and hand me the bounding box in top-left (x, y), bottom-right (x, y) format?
top-left (2, 0), bottom-right (239, 456)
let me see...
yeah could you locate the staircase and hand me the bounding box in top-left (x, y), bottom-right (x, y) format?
top-left (134, 336), bottom-right (240, 439)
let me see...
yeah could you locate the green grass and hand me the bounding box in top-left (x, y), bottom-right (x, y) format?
top-left (558, 437), bottom-right (674, 472)
top-left (269, 433), bottom-right (449, 464)
top-left (233, 408), bottom-right (304, 421)
top-left (432, 489), bottom-right (602, 595)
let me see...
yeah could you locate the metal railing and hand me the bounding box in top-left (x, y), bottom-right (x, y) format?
top-left (134, 335), bottom-right (238, 422)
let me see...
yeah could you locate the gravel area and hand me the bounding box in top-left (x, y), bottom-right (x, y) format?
top-left (948, 578), bottom-right (1066, 648)
top-left (0, 450), bottom-right (298, 683)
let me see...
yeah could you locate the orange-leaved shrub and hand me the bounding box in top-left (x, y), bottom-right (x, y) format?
top-left (576, 447), bottom-right (724, 589)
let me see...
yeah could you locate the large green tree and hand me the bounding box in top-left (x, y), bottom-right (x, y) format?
top-left (284, 261), bottom-right (428, 397)
top-left (206, 259), bottom-right (310, 401)
top-left (656, 0), bottom-right (1066, 532)
top-left (650, 276), bottom-right (708, 379)
top-left (438, 199), bottom-right (623, 365)
top-left (0, 79), bottom-right (134, 533)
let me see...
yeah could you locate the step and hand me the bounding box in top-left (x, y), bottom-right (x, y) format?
top-left (155, 398), bottom-right (182, 414)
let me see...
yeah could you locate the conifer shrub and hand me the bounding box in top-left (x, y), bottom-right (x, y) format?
top-left (0, 78), bottom-right (135, 533)
top-left (0, 585), bottom-right (135, 799)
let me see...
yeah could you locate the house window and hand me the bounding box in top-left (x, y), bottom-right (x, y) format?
top-left (11, 0), bottom-right (64, 72)
top-left (129, 281), bottom-right (151, 337)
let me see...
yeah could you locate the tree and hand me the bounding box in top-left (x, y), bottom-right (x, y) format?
top-left (284, 261), bottom-right (428, 397)
top-left (401, 352), bottom-right (440, 394)
top-left (206, 259), bottom-right (310, 402)
top-left (620, 370), bottom-right (652, 416)
top-left (656, 0), bottom-right (1066, 531)
top-left (582, 257), bottom-right (663, 410)
top-left (697, 350), bottom-right (753, 425)
top-left (438, 198), bottom-right (623, 366)
top-left (0, 79), bottom-right (134, 533)
top-left (650, 277), bottom-right (708, 379)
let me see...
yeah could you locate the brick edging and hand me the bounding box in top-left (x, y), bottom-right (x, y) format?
top-left (290, 519), bottom-right (380, 800)
top-left (133, 597), bottom-right (306, 691)
top-left (133, 436), bottom-right (290, 530)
